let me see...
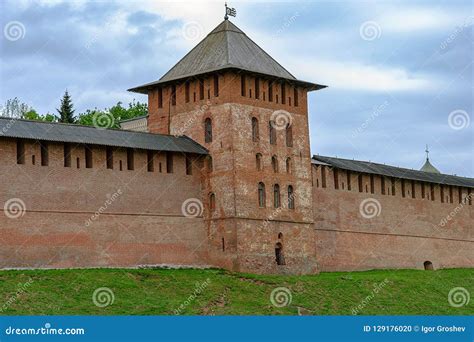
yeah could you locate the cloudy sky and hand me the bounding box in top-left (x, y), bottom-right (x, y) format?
top-left (1, 0), bottom-right (472, 176)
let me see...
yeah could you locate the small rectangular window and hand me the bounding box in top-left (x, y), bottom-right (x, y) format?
top-left (430, 184), bottom-right (435, 201)
top-left (16, 139), bottom-right (25, 164)
top-left (158, 88), bottom-right (163, 108)
top-left (186, 155), bottom-right (192, 175)
top-left (370, 174), bottom-right (374, 194)
top-left (255, 77), bottom-right (260, 99)
top-left (440, 185), bottom-right (444, 203)
top-left (358, 174), bottom-right (363, 192)
top-left (199, 79), bottom-right (204, 100)
top-left (166, 152), bottom-right (173, 173)
top-left (85, 145), bottom-right (93, 169)
top-left (268, 82), bottom-right (273, 102)
top-left (76, 157), bottom-right (80, 169)
top-left (381, 176), bottom-right (385, 195)
top-left (241, 74), bottom-right (246, 96)
top-left (294, 87), bottom-right (298, 107)
top-left (421, 183), bottom-right (425, 198)
top-left (64, 143), bottom-right (71, 167)
top-left (127, 148), bottom-right (134, 170)
top-left (391, 178), bottom-right (396, 196)
top-left (171, 85), bottom-right (176, 106)
top-left (185, 81), bottom-right (190, 103)
top-left (40, 142), bottom-right (49, 166)
top-left (213, 75), bottom-right (219, 97)
top-left (449, 186), bottom-right (453, 203)
top-left (147, 151), bottom-right (154, 172)
top-left (401, 179), bottom-right (406, 197)
top-left (106, 147), bottom-right (113, 169)
top-left (281, 82), bottom-right (286, 104)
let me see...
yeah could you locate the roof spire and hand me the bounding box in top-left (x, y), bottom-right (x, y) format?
top-left (425, 144), bottom-right (430, 161)
top-left (224, 2), bottom-right (236, 20)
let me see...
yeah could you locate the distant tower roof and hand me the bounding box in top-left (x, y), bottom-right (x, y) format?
top-left (128, 19), bottom-right (326, 93)
top-left (420, 145), bottom-right (441, 174)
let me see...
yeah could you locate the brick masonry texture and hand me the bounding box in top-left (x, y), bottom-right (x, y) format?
top-left (0, 70), bottom-right (472, 274)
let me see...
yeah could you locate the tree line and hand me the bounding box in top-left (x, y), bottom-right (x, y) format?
top-left (1, 91), bottom-right (147, 128)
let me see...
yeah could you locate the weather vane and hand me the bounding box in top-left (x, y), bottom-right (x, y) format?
top-left (224, 2), bottom-right (237, 20)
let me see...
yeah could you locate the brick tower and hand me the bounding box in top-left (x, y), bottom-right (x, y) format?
top-left (129, 19), bottom-right (326, 274)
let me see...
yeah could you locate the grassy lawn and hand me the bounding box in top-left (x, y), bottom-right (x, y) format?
top-left (0, 268), bottom-right (472, 315)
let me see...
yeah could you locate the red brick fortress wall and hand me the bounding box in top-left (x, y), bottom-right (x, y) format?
top-left (312, 165), bottom-right (473, 271)
top-left (0, 138), bottom-right (209, 269)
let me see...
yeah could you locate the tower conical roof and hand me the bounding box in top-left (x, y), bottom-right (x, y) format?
top-left (129, 20), bottom-right (325, 93)
top-left (420, 159), bottom-right (441, 174)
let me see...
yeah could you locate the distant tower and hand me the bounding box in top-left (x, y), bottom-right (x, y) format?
top-left (420, 145), bottom-right (441, 174)
top-left (129, 16), bottom-right (325, 274)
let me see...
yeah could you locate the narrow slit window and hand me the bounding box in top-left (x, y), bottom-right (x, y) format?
top-left (147, 151), bottom-right (154, 172)
top-left (166, 152), bottom-right (173, 173)
top-left (252, 117), bottom-right (259, 141)
top-left (106, 147), bottom-right (113, 169)
top-left (358, 174), bottom-right (363, 192)
top-left (186, 155), bottom-right (192, 175)
top-left (370, 174), bottom-right (374, 194)
top-left (334, 169), bottom-right (339, 190)
top-left (64, 143), bottom-right (71, 167)
top-left (158, 88), bottom-right (163, 108)
top-left (241, 74), bottom-right (246, 96)
top-left (381, 176), bottom-right (385, 195)
top-left (214, 74), bottom-right (219, 97)
top-left (204, 118), bottom-right (212, 143)
top-left (76, 157), bottom-right (80, 168)
top-left (321, 166), bottom-right (327, 188)
top-left (16, 139), bottom-right (25, 164)
top-left (286, 124), bottom-right (293, 147)
top-left (294, 87), bottom-right (298, 107)
top-left (347, 171), bottom-right (352, 191)
top-left (199, 79), bottom-right (204, 100)
top-left (412, 181), bottom-right (416, 199)
top-left (40, 142), bottom-right (49, 166)
top-left (273, 184), bottom-right (281, 208)
top-left (258, 182), bottom-right (266, 207)
top-left (288, 185), bottom-right (295, 209)
top-left (255, 77), bottom-right (260, 99)
top-left (185, 81), bottom-right (190, 103)
top-left (269, 121), bottom-right (276, 145)
top-left (268, 82), bottom-right (273, 102)
top-left (85, 145), bottom-right (93, 169)
top-left (171, 85), bottom-right (176, 106)
top-left (281, 82), bottom-right (286, 104)
top-left (127, 149), bottom-right (134, 170)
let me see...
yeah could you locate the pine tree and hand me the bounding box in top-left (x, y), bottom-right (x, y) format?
top-left (56, 90), bottom-right (75, 123)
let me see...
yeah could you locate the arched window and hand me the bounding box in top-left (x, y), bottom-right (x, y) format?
top-left (273, 184), bottom-right (280, 208)
top-left (424, 261), bottom-right (433, 270)
top-left (209, 193), bottom-right (216, 211)
top-left (269, 121), bottom-right (276, 145)
top-left (271, 155), bottom-right (278, 173)
top-left (252, 117), bottom-right (259, 141)
top-left (258, 182), bottom-right (266, 208)
top-left (286, 157), bottom-right (291, 174)
top-left (275, 242), bottom-right (285, 265)
top-left (288, 185), bottom-right (295, 209)
top-left (204, 118), bottom-right (212, 143)
top-left (286, 124), bottom-right (293, 147)
top-left (256, 153), bottom-right (262, 171)
top-left (207, 156), bottom-right (213, 172)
